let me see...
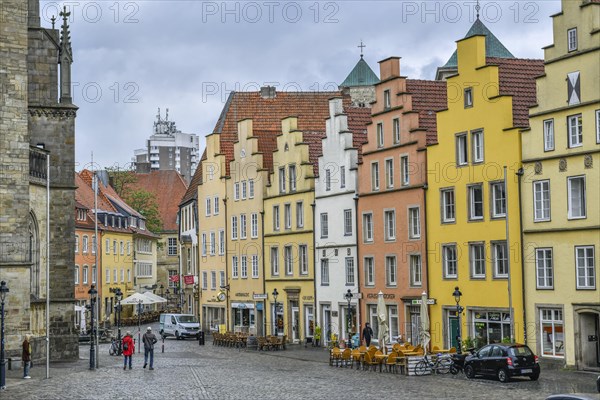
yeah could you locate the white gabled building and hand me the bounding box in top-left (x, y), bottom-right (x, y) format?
top-left (315, 97), bottom-right (370, 346)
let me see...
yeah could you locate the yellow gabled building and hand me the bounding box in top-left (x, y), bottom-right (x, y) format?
top-left (427, 24), bottom-right (543, 350)
top-left (521, 0), bottom-right (600, 370)
top-left (264, 117), bottom-right (318, 343)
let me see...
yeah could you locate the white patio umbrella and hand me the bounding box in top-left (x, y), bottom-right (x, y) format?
top-left (377, 291), bottom-right (389, 353)
top-left (142, 292), bottom-right (167, 303)
top-left (120, 292), bottom-right (157, 305)
top-left (75, 305), bottom-right (86, 334)
top-left (419, 292), bottom-right (431, 354)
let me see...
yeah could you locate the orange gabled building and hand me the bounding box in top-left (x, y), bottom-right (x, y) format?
top-left (357, 57), bottom-right (446, 345)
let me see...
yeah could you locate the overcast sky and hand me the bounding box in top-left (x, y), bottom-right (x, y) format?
top-left (40, 1), bottom-right (561, 170)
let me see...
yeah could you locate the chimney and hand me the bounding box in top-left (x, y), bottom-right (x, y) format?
top-left (260, 86), bottom-right (276, 99)
top-left (378, 57), bottom-right (401, 81)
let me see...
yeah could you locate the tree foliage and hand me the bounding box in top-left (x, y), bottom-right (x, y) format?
top-left (105, 166), bottom-right (138, 197)
top-left (123, 189), bottom-right (163, 234)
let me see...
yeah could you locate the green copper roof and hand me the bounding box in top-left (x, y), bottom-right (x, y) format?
top-left (442, 18), bottom-right (514, 68)
top-left (340, 57), bottom-right (380, 87)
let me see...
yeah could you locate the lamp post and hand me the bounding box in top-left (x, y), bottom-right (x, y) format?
top-left (453, 286), bottom-right (463, 355)
top-left (115, 288), bottom-right (123, 356)
top-left (165, 289), bottom-right (170, 310)
top-left (272, 288), bottom-right (279, 336)
top-left (0, 281), bottom-right (9, 390)
top-left (88, 284), bottom-right (97, 370)
top-left (344, 289), bottom-right (353, 349)
top-left (159, 284), bottom-right (164, 311)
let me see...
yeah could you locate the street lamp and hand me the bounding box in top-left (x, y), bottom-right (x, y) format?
top-left (453, 286), bottom-right (463, 355)
top-left (165, 289), bottom-right (170, 310)
top-left (115, 288), bottom-right (123, 356)
top-left (0, 281), bottom-right (9, 389)
top-left (272, 288), bottom-right (279, 336)
top-left (159, 284), bottom-right (165, 311)
top-left (88, 284), bottom-right (97, 370)
top-left (344, 289), bottom-right (353, 349)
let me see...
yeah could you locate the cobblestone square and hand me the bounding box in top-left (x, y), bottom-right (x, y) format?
top-left (3, 327), bottom-right (599, 400)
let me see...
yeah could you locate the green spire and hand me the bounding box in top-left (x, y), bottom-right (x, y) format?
top-left (442, 18), bottom-right (515, 69)
top-left (340, 57), bottom-right (380, 87)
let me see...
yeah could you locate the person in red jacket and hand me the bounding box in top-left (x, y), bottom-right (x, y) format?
top-left (122, 331), bottom-right (135, 370)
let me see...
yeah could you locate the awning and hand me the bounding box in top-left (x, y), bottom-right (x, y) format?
top-left (231, 302), bottom-right (254, 309)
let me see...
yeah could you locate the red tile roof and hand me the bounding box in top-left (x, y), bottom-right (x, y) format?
top-left (487, 57), bottom-right (545, 128)
top-left (346, 106), bottom-right (372, 164)
top-left (126, 171), bottom-right (188, 232)
top-left (405, 79), bottom-right (448, 145)
top-left (211, 91), bottom-right (344, 176)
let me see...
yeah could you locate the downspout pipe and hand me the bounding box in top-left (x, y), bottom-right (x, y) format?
top-left (516, 167), bottom-right (527, 344)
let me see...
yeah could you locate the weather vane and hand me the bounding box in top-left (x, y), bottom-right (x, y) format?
top-left (358, 40), bottom-right (366, 58)
top-left (476, 0), bottom-right (480, 20)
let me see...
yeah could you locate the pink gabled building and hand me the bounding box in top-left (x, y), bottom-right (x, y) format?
top-left (357, 57), bottom-right (446, 345)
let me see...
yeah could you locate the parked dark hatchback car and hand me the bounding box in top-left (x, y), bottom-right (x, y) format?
top-left (464, 343), bottom-right (540, 382)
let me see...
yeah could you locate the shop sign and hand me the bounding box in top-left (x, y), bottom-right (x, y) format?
top-left (411, 298), bottom-right (436, 305)
top-left (253, 293), bottom-right (267, 300)
top-left (235, 292), bottom-right (250, 297)
top-left (302, 296), bottom-right (314, 301)
top-left (366, 293), bottom-right (395, 299)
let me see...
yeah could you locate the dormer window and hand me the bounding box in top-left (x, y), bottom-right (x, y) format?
top-left (104, 214), bottom-right (108, 226)
top-left (567, 28), bottom-right (577, 52)
top-left (130, 216), bottom-right (136, 228)
top-left (118, 218), bottom-right (121, 228)
top-left (77, 209), bottom-right (86, 221)
top-left (111, 216), bottom-right (115, 227)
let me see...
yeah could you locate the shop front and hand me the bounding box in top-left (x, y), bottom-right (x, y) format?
top-left (231, 302), bottom-right (255, 333)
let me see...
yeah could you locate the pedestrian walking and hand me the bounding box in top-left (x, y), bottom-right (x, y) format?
top-left (122, 331), bottom-right (135, 370)
top-left (142, 326), bottom-right (158, 370)
top-left (362, 323), bottom-right (373, 347)
top-left (22, 334), bottom-right (32, 379)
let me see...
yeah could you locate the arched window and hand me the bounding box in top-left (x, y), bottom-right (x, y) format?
top-left (29, 212), bottom-right (40, 298)
top-left (75, 265), bottom-right (80, 285)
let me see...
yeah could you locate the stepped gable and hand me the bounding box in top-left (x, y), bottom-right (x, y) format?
top-left (130, 170), bottom-right (188, 232)
top-left (213, 91), bottom-right (344, 176)
top-left (180, 148), bottom-right (206, 206)
top-left (346, 106), bottom-right (371, 164)
top-left (405, 79), bottom-right (448, 145)
top-left (488, 57), bottom-right (545, 128)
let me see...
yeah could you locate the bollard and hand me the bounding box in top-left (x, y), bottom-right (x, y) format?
top-left (162, 336), bottom-right (165, 353)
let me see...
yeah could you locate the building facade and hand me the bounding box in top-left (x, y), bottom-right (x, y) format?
top-left (0, 0), bottom-right (78, 361)
top-left (521, 0), bottom-right (600, 370)
top-left (134, 108), bottom-right (200, 184)
top-left (427, 34), bottom-right (543, 350)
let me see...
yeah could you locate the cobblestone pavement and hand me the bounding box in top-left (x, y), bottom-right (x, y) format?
top-left (3, 325), bottom-right (599, 400)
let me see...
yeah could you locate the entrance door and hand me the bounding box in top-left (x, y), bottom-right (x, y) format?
top-left (322, 305), bottom-right (331, 345)
top-left (579, 312), bottom-right (600, 370)
top-left (448, 314), bottom-right (459, 349)
top-left (292, 306), bottom-right (300, 343)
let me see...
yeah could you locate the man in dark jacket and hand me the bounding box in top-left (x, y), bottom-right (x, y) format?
top-left (142, 327), bottom-right (158, 370)
top-left (362, 323), bottom-right (374, 347)
top-left (22, 334), bottom-right (32, 379)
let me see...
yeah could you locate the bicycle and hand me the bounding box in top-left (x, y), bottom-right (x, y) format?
top-left (414, 353), bottom-right (452, 376)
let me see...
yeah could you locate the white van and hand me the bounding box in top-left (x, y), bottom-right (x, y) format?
top-left (159, 313), bottom-right (200, 340)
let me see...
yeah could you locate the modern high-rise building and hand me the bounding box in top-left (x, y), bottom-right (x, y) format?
top-left (133, 108), bottom-right (200, 184)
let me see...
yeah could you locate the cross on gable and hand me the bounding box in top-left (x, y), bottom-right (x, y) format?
top-left (358, 40), bottom-right (366, 57)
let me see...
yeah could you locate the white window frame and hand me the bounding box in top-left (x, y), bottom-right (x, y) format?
top-left (214, 196), bottom-right (220, 215)
top-left (409, 254), bottom-right (422, 287)
top-left (384, 209), bottom-right (396, 241)
top-left (231, 216), bottom-right (238, 240)
top-left (385, 255), bottom-right (397, 286)
top-left (271, 246), bottom-right (279, 276)
top-left (205, 197), bottom-right (212, 216)
top-left (441, 188), bottom-right (456, 223)
top-left (443, 244), bottom-right (457, 279)
top-left (210, 231), bottom-right (216, 255)
top-left (211, 271), bottom-right (217, 290)
top-left (401, 155), bottom-right (409, 186)
top-left (74, 235), bottom-right (79, 253)
top-left (492, 241), bottom-right (508, 278)
top-left (468, 184), bottom-right (484, 221)
top-left (321, 259), bottom-right (329, 285)
top-left (408, 207), bottom-right (420, 239)
top-left (385, 158), bottom-right (394, 189)
top-left (234, 182), bottom-right (240, 201)
top-left (340, 166), bottom-right (346, 188)
top-left (299, 244), bottom-right (308, 275)
top-left (363, 213), bottom-right (373, 243)
top-left (82, 235), bottom-right (89, 254)
top-left (456, 133), bottom-right (468, 166)
top-left (575, 246), bottom-right (595, 289)
top-left (540, 308), bottom-right (564, 358)
top-left (284, 245), bottom-right (293, 276)
top-left (296, 201), bottom-right (304, 228)
top-left (240, 214), bottom-right (247, 239)
top-left (470, 243), bottom-right (486, 279)
top-left (568, 114), bottom-right (582, 148)
top-left (325, 169), bottom-right (331, 191)
top-left (279, 167), bottom-right (286, 193)
top-left (249, 179), bottom-right (255, 198)
top-left (377, 123), bottom-right (384, 148)
top-left (241, 255), bottom-right (248, 278)
top-left (533, 180), bottom-right (551, 221)
top-left (345, 257), bottom-right (355, 285)
top-left (384, 89), bottom-right (391, 109)
top-left (596, 110), bottom-right (600, 144)
top-left (201, 233), bottom-right (207, 256)
top-left (364, 257), bottom-right (374, 286)
top-left (289, 165), bottom-right (297, 192)
top-left (284, 204), bottom-right (291, 230)
top-left (74, 265), bottom-right (79, 284)
top-left (567, 28), bottom-right (577, 52)
top-left (491, 181), bottom-right (506, 218)
top-left (393, 118), bottom-right (400, 144)
top-left (241, 180), bottom-right (247, 200)
top-left (567, 176), bottom-right (586, 219)
top-left (202, 271), bottom-right (208, 290)
top-left (273, 205), bottom-right (280, 231)
top-left (83, 265), bottom-right (88, 284)
top-left (219, 230), bottom-right (225, 255)
top-left (464, 88), bottom-right (473, 107)
top-left (371, 162), bottom-right (380, 191)
top-left (320, 213), bottom-right (329, 238)
top-left (252, 255), bottom-right (259, 278)
top-left (536, 248), bottom-right (553, 289)
top-left (543, 119), bottom-right (554, 151)
top-left (343, 209), bottom-right (352, 236)
top-left (471, 130), bottom-right (484, 163)
top-left (251, 213), bottom-right (258, 238)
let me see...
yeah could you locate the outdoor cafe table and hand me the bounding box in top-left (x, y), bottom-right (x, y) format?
top-left (374, 353), bottom-right (389, 372)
